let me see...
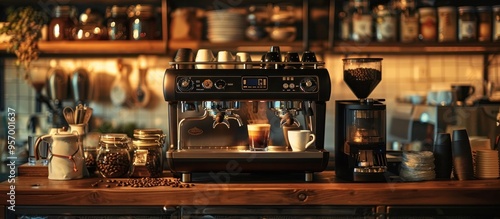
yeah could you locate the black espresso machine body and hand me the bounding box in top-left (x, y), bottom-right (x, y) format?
top-left (164, 65), bottom-right (331, 182)
top-left (335, 99), bottom-right (388, 182)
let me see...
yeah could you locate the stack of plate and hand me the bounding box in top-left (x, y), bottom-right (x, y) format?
top-left (475, 150), bottom-right (499, 179)
top-left (206, 10), bottom-right (246, 43)
top-left (400, 151), bottom-right (436, 181)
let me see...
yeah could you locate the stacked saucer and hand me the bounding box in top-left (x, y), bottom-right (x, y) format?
top-left (474, 150), bottom-right (499, 179)
top-left (206, 10), bottom-right (246, 43)
top-left (400, 151), bottom-right (436, 181)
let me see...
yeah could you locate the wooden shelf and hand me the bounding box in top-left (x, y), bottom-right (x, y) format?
top-left (168, 40), bottom-right (327, 53)
top-left (0, 41), bottom-right (167, 55)
top-left (328, 41), bottom-right (500, 55)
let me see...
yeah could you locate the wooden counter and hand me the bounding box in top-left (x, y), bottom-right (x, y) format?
top-left (1, 171), bottom-right (500, 207)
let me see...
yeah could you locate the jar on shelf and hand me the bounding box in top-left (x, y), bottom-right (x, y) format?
top-left (418, 7), bottom-right (437, 42)
top-left (245, 5), bottom-right (270, 41)
top-left (351, 0), bottom-right (373, 42)
top-left (494, 5), bottom-right (500, 41)
top-left (437, 6), bottom-right (457, 42)
top-left (97, 133), bottom-right (132, 178)
top-left (48, 6), bottom-right (77, 41)
top-left (374, 4), bottom-right (397, 42)
top-left (458, 6), bottom-right (477, 42)
top-left (477, 6), bottom-right (492, 42)
top-left (107, 5), bottom-right (129, 40)
top-left (72, 8), bottom-right (106, 40)
top-left (398, 0), bottom-right (419, 43)
top-left (131, 129), bottom-right (165, 178)
top-left (129, 4), bottom-right (157, 40)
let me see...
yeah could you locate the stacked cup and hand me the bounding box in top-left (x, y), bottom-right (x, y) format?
top-left (474, 149), bottom-right (500, 179)
top-left (451, 129), bottom-right (475, 180)
top-left (400, 151), bottom-right (436, 181)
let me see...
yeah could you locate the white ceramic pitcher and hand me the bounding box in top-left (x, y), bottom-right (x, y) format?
top-left (35, 129), bottom-right (84, 180)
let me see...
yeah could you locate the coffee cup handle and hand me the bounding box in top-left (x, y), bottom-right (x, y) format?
top-left (305, 134), bottom-right (316, 149)
top-left (469, 86), bottom-right (475, 95)
top-left (34, 134), bottom-right (51, 160)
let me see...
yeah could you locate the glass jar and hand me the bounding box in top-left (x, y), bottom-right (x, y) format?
top-left (375, 4), bottom-right (397, 42)
top-left (130, 4), bottom-right (157, 40)
top-left (399, 0), bottom-right (419, 43)
top-left (458, 6), bottom-right (477, 41)
top-left (477, 6), bottom-right (492, 42)
top-left (351, 0), bottom-right (373, 42)
top-left (97, 133), bottom-right (132, 178)
top-left (419, 7), bottom-right (437, 41)
top-left (72, 8), bottom-right (106, 40)
top-left (48, 6), bottom-right (77, 41)
top-left (107, 5), bottom-right (129, 40)
top-left (131, 129), bottom-right (165, 178)
top-left (437, 6), bottom-right (457, 42)
top-left (494, 5), bottom-right (500, 41)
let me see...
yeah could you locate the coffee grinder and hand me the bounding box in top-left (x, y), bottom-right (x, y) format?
top-left (335, 58), bottom-right (387, 182)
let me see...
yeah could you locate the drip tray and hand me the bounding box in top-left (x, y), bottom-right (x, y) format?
top-left (166, 148), bottom-right (329, 179)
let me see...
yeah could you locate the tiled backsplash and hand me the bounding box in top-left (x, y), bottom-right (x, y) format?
top-left (2, 53), bottom-right (500, 152)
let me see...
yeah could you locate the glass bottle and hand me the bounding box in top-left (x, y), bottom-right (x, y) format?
top-left (458, 6), bottom-right (477, 42)
top-left (351, 0), bottom-right (373, 42)
top-left (48, 6), bottom-right (77, 41)
top-left (72, 8), bottom-right (106, 40)
top-left (494, 5), bottom-right (500, 41)
top-left (130, 4), bottom-right (157, 40)
top-left (107, 5), bottom-right (129, 40)
top-left (399, 0), bottom-right (419, 43)
top-left (477, 6), bottom-right (492, 42)
top-left (375, 4), bottom-right (397, 42)
top-left (97, 133), bottom-right (132, 178)
top-left (419, 7), bottom-right (437, 41)
top-left (437, 6), bottom-right (457, 42)
top-left (131, 129), bottom-right (165, 178)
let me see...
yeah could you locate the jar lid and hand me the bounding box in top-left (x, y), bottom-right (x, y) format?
top-left (53, 6), bottom-right (77, 18)
top-left (100, 133), bottom-right (129, 144)
top-left (458, 6), bottom-right (476, 12)
top-left (418, 7), bottom-right (436, 13)
top-left (134, 129), bottom-right (164, 139)
top-left (342, 58), bottom-right (383, 63)
top-left (437, 6), bottom-right (456, 12)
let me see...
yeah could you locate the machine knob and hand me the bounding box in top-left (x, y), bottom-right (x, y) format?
top-left (202, 79), bottom-right (213, 89)
top-left (215, 79), bottom-right (226, 90)
top-left (299, 77), bottom-right (318, 92)
top-left (177, 77), bottom-right (194, 92)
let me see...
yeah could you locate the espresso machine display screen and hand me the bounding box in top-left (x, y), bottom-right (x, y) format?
top-left (335, 58), bottom-right (388, 182)
top-left (164, 47), bottom-right (331, 182)
top-left (242, 77), bottom-right (267, 89)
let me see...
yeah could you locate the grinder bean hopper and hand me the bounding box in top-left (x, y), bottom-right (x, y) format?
top-left (335, 58), bottom-right (388, 182)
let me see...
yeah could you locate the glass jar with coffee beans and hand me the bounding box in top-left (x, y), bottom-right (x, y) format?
top-left (131, 129), bottom-right (165, 178)
top-left (97, 133), bottom-right (133, 178)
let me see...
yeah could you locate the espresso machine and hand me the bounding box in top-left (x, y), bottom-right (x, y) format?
top-left (163, 48), bottom-right (331, 182)
top-left (335, 58), bottom-right (388, 182)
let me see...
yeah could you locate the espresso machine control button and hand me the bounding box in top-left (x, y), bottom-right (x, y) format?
top-left (177, 77), bottom-right (194, 92)
top-left (202, 79), bottom-right (213, 89)
top-left (282, 83), bottom-right (289, 89)
top-left (299, 77), bottom-right (317, 92)
top-left (215, 80), bottom-right (226, 89)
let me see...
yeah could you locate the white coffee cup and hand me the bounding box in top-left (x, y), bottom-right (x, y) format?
top-left (235, 52), bottom-right (252, 69)
top-left (195, 49), bottom-right (216, 69)
top-left (288, 130), bottom-right (316, 152)
top-left (217, 50), bottom-right (234, 69)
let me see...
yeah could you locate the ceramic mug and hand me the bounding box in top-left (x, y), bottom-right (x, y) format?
top-left (195, 49), bottom-right (216, 69)
top-left (217, 50), bottom-right (235, 69)
top-left (288, 130), bottom-right (316, 152)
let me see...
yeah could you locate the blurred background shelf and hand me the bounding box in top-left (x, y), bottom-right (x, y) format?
top-left (328, 42), bottom-right (500, 55)
top-left (168, 40), bottom-right (326, 53)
